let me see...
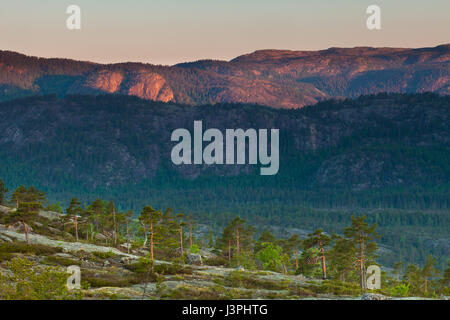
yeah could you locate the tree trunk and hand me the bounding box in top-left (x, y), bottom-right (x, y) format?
top-left (22, 221), bottom-right (29, 244)
top-left (424, 272), bottom-right (428, 294)
top-left (180, 226), bottom-right (184, 256)
top-left (320, 247), bottom-right (327, 279)
top-left (113, 208), bottom-right (117, 246)
top-left (228, 240), bottom-right (231, 261)
top-left (295, 249), bottom-right (299, 271)
top-left (236, 227), bottom-right (240, 256)
top-left (150, 221), bottom-right (154, 261)
top-left (189, 223), bottom-right (193, 249)
top-left (126, 221), bottom-right (130, 254)
top-left (359, 232), bottom-right (365, 289)
top-left (74, 214), bottom-right (78, 242)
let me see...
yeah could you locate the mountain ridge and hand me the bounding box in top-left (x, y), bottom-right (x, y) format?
top-left (1, 44), bottom-right (448, 108)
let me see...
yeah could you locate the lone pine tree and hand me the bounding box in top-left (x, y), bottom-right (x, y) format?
top-left (344, 215), bottom-right (379, 289)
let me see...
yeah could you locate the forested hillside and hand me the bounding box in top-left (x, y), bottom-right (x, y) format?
top-left (0, 92), bottom-right (448, 269)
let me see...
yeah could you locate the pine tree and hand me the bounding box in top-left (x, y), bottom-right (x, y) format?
top-left (8, 186), bottom-right (46, 244)
top-left (303, 229), bottom-right (330, 279)
top-left (327, 234), bottom-right (357, 282)
top-left (9, 202), bottom-right (41, 244)
top-left (0, 178), bottom-right (7, 205)
top-left (207, 229), bottom-right (214, 248)
top-left (139, 206), bottom-right (162, 261)
top-left (344, 215), bottom-right (379, 289)
top-left (106, 201), bottom-right (118, 246)
top-left (393, 261), bottom-right (403, 282)
top-left (66, 198), bottom-right (82, 242)
top-left (186, 213), bottom-right (195, 249)
top-left (422, 255), bottom-right (439, 294)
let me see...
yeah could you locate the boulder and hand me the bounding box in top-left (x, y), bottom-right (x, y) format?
top-left (95, 233), bottom-right (107, 241)
top-left (0, 234), bottom-right (12, 242)
top-left (186, 253), bottom-right (203, 266)
top-left (361, 293), bottom-right (390, 300)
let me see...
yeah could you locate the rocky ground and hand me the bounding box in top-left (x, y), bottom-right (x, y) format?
top-left (0, 205), bottom-right (442, 300)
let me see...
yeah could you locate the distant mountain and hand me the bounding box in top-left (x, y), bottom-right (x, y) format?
top-left (0, 92), bottom-right (448, 210)
top-left (0, 44), bottom-right (449, 108)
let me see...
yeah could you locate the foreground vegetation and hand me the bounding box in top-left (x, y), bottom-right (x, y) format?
top-left (0, 181), bottom-right (448, 299)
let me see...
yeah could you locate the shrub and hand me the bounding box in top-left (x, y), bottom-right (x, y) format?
top-left (204, 256), bottom-right (229, 267)
top-left (0, 257), bottom-right (82, 300)
top-left (189, 244), bottom-right (200, 254)
top-left (390, 283), bottom-right (410, 297)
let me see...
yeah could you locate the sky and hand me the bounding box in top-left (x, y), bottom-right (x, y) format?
top-left (0, 0), bottom-right (449, 65)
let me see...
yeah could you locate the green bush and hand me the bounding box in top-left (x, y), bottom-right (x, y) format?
top-left (0, 257), bottom-right (82, 300)
top-left (204, 256), bottom-right (229, 267)
top-left (390, 283), bottom-right (410, 297)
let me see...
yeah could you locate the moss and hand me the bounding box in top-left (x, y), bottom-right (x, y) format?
top-left (307, 280), bottom-right (363, 296)
top-left (91, 251), bottom-right (118, 259)
top-left (153, 263), bottom-right (193, 275)
top-left (42, 255), bottom-right (81, 267)
top-left (0, 242), bottom-right (62, 255)
top-left (161, 285), bottom-right (225, 300)
top-left (0, 251), bottom-right (14, 262)
top-left (204, 256), bottom-right (229, 267)
top-left (287, 285), bottom-right (316, 297)
top-left (217, 271), bottom-right (290, 290)
top-left (82, 271), bottom-right (145, 288)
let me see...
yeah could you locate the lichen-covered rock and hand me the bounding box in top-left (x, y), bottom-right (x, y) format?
top-left (361, 293), bottom-right (390, 300)
top-left (186, 254), bottom-right (203, 266)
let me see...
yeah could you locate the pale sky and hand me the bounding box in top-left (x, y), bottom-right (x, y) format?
top-left (0, 0), bottom-right (449, 65)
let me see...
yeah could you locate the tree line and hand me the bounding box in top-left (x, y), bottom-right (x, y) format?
top-left (0, 179), bottom-right (448, 297)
